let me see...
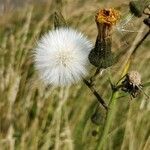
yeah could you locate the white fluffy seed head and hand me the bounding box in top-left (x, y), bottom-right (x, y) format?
top-left (34, 27), bottom-right (93, 86)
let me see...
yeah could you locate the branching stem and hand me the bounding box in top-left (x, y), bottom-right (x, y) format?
top-left (89, 68), bottom-right (101, 84)
top-left (132, 29), bottom-right (150, 55)
top-left (96, 26), bottom-right (150, 150)
top-left (83, 78), bottom-right (108, 110)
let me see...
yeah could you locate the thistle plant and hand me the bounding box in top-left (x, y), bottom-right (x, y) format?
top-left (96, 3), bottom-right (150, 149)
top-left (34, 4), bottom-right (150, 145)
top-left (34, 1), bottom-right (149, 139)
top-left (0, 0), bottom-right (150, 149)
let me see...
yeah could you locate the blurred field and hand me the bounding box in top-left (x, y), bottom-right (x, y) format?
top-left (0, 0), bottom-right (150, 150)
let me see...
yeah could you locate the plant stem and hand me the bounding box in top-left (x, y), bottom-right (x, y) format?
top-left (96, 91), bottom-right (118, 150)
top-left (83, 79), bottom-right (108, 110)
top-left (132, 29), bottom-right (150, 55)
top-left (89, 68), bottom-right (101, 84)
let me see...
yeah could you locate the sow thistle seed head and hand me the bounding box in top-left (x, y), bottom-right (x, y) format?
top-left (88, 8), bottom-right (120, 68)
top-left (127, 71), bottom-right (141, 86)
top-left (34, 27), bottom-right (93, 86)
top-left (121, 71), bottom-right (142, 98)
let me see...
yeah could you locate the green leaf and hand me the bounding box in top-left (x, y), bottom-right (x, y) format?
top-left (53, 11), bottom-right (68, 29)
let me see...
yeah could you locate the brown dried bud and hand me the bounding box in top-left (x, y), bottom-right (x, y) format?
top-left (88, 8), bottom-right (120, 68)
top-left (129, 1), bottom-right (145, 17)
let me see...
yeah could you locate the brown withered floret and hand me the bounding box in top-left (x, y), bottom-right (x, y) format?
top-left (121, 71), bottom-right (142, 98)
top-left (95, 8), bottom-right (120, 26)
top-left (88, 8), bottom-right (120, 68)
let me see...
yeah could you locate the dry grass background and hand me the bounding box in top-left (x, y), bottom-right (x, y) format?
top-left (0, 0), bottom-right (150, 150)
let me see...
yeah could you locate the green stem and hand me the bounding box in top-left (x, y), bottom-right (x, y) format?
top-left (83, 78), bottom-right (108, 110)
top-left (132, 29), bottom-right (150, 55)
top-left (96, 91), bottom-right (119, 150)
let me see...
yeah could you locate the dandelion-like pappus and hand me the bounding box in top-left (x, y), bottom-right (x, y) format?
top-left (34, 27), bottom-right (93, 86)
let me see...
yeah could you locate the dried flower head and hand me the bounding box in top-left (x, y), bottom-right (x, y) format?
top-left (128, 71), bottom-right (141, 86)
top-left (34, 27), bottom-right (93, 86)
top-left (88, 8), bottom-right (120, 68)
top-left (96, 8), bottom-right (120, 26)
top-left (121, 71), bottom-right (142, 98)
